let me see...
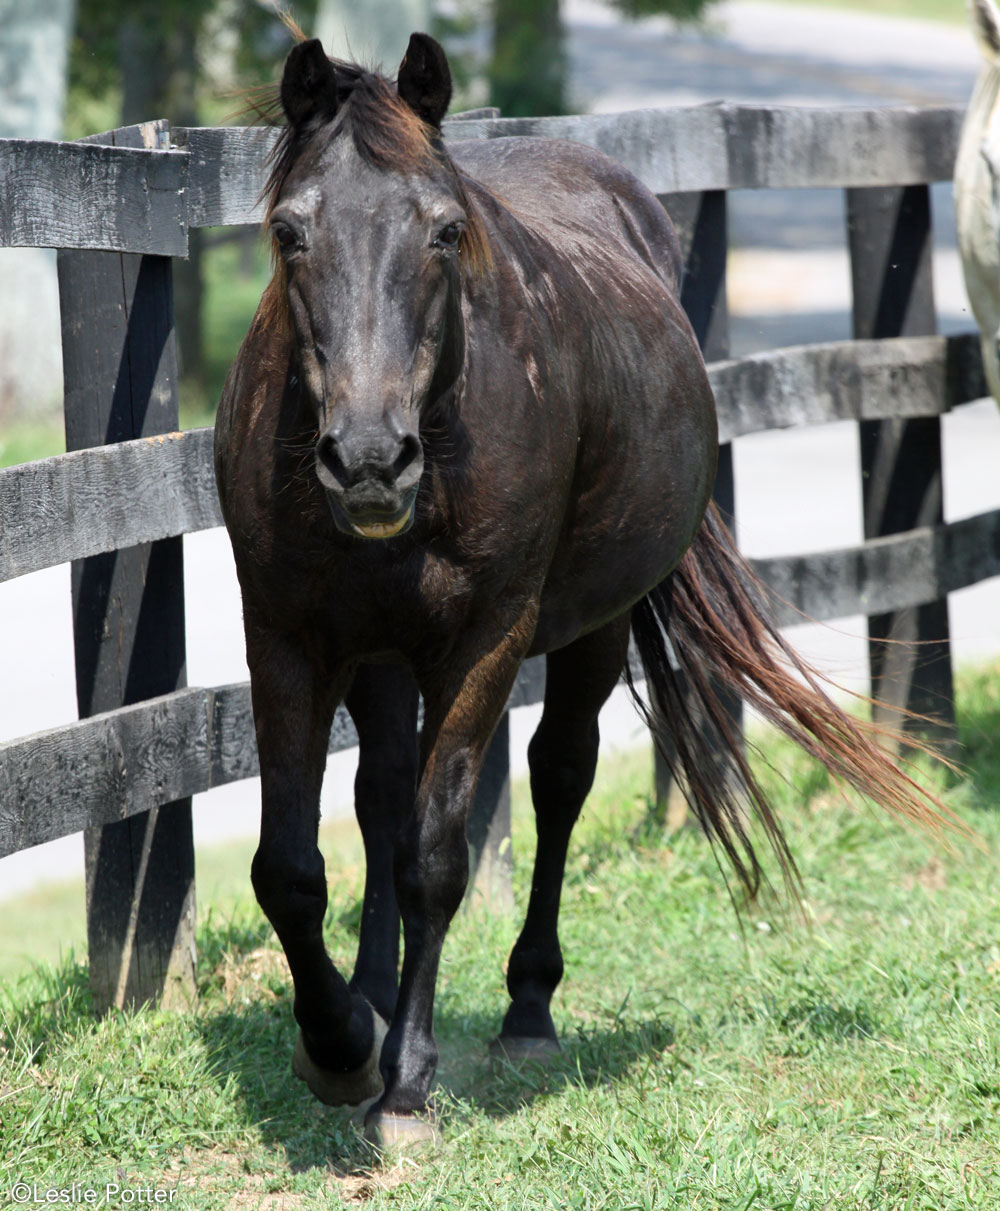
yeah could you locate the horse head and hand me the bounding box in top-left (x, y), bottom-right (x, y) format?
top-left (267, 34), bottom-right (483, 540)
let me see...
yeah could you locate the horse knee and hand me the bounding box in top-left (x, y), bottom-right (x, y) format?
top-left (394, 810), bottom-right (469, 925)
top-left (251, 847), bottom-right (327, 935)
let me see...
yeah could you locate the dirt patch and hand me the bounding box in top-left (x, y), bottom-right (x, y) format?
top-left (902, 857), bottom-right (948, 893)
top-left (171, 1146), bottom-right (411, 1207)
top-left (214, 947), bottom-right (290, 1004)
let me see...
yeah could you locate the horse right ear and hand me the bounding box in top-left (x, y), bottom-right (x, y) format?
top-left (281, 38), bottom-right (340, 128)
top-left (397, 33), bottom-right (452, 128)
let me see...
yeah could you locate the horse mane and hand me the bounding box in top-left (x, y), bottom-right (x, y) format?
top-left (248, 42), bottom-right (492, 280)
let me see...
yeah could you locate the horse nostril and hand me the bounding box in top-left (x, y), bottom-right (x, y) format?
top-left (316, 429), bottom-right (347, 485)
top-left (392, 431), bottom-right (423, 482)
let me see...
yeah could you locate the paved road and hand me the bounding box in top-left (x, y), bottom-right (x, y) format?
top-left (3, 1), bottom-right (996, 902)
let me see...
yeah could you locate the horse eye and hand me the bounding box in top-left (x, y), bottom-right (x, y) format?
top-left (272, 221), bottom-right (304, 255)
top-left (434, 222), bottom-right (462, 250)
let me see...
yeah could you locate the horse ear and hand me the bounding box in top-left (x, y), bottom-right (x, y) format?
top-left (281, 39), bottom-right (339, 128)
top-left (397, 33), bottom-right (452, 128)
top-left (972, 0), bottom-right (1000, 65)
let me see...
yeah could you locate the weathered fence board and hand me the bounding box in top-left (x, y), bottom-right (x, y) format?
top-left (0, 107), bottom-right (968, 255)
top-left (0, 685), bottom-right (349, 858)
top-left (1, 334), bottom-right (988, 585)
top-left (170, 105), bottom-right (964, 232)
top-left (0, 138), bottom-right (188, 255)
top-left (437, 105), bottom-right (963, 193)
top-left (754, 506), bottom-right (1000, 629)
top-left (0, 429), bottom-right (221, 583)
top-left (713, 332), bottom-right (986, 441)
top-left (172, 125), bottom-right (279, 228)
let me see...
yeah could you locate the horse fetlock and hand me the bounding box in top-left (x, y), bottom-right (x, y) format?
top-left (506, 946), bottom-right (564, 999)
top-left (292, 1004), bottom-right (389, 1107)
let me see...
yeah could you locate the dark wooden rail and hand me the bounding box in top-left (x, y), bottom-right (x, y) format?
top-left (2, 334), bottom-right (984, 585)
top-left (0, 101), bottom-right (989, 1009)
top-left (0, 105), bottom-right (965, 250)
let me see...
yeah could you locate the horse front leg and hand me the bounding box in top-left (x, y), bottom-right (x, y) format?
top-left (365, 605), bottom-right (537, 1145)
top-left (245, 619), bottom-right (386, 1107)
top-left (345, 664), bottom-right (420, 1025)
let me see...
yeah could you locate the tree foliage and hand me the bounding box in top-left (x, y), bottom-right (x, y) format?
top-left (67, 0), bottom-right (317, 135)
top-left (489, 0), bottom-right (716, 118)
top-left (605, 0), bottom-right (713, 20)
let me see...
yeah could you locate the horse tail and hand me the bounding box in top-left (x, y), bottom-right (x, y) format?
top-left (626, 503), bottom-right (959, 900)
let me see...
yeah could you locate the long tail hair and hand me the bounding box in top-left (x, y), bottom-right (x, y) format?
top-left (626, 503), bottom-right (962, 900)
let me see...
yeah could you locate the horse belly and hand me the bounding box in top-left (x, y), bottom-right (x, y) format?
top-left (531, 403), bottom-right (716, 654)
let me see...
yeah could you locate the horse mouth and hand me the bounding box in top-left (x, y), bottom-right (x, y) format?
top-left (325, 489), bottom-right (417, 540)
top-left (347, 507), bottom-right (414, 540)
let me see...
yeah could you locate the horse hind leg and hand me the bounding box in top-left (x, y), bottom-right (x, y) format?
top-left (493, 617), bottom-right (631, 1062)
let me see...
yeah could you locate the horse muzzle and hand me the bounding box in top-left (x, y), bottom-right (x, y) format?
top-left (315, 421), bottom-right (423, 540)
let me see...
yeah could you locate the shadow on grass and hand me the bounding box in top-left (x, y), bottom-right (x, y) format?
top-left (195, 994), bottom-right (678, 1173)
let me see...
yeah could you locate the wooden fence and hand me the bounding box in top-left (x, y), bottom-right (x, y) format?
top-left (1, 102), bottom-right (994, 1011)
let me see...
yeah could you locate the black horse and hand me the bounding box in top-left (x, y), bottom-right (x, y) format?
top-left (215, 33), bottom-right (951, 1144)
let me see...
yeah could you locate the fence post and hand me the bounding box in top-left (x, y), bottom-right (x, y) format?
top-left (57, 120), bottom-right (197, 1012)
top-left (846, 185), bottom-right (955, 743)
top-left (656, 190), bottom-right (734, 826)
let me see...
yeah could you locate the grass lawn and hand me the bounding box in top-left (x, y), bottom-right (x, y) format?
top-left (747, 0), bottom-right (968, 25)
top-left (2, 663), bottom-right (1000, 1207)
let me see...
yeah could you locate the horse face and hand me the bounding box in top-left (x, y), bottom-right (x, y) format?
top-left (271, 36), bottom-right (462, 541)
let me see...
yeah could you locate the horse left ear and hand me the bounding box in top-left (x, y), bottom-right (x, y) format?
top-left (281, 38), bottom-right (340, 129)
top-left (397, 33), bottom-right (452, 128)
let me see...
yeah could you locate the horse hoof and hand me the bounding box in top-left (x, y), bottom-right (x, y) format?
top-left (489, 1034), bottom-right (561, 1065)
top-left (364, 1110), bottom-right (438, 1151)
top-left (292, 1009), bottom-right (389, 1107)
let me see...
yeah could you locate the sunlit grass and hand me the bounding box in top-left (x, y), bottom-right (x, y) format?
top-left (755, 0), bottom-right (968, 25)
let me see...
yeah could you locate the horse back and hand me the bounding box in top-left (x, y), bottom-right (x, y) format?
top-left (449, 137), bottom-right (683, 294)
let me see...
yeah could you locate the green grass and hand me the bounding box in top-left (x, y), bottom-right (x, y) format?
top-left (742, 0), bottom-right (967, 26)
top-left (0, 417), bottom-right (65, 469)
top-left (3, 664), bottom-right (1000, 1207)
